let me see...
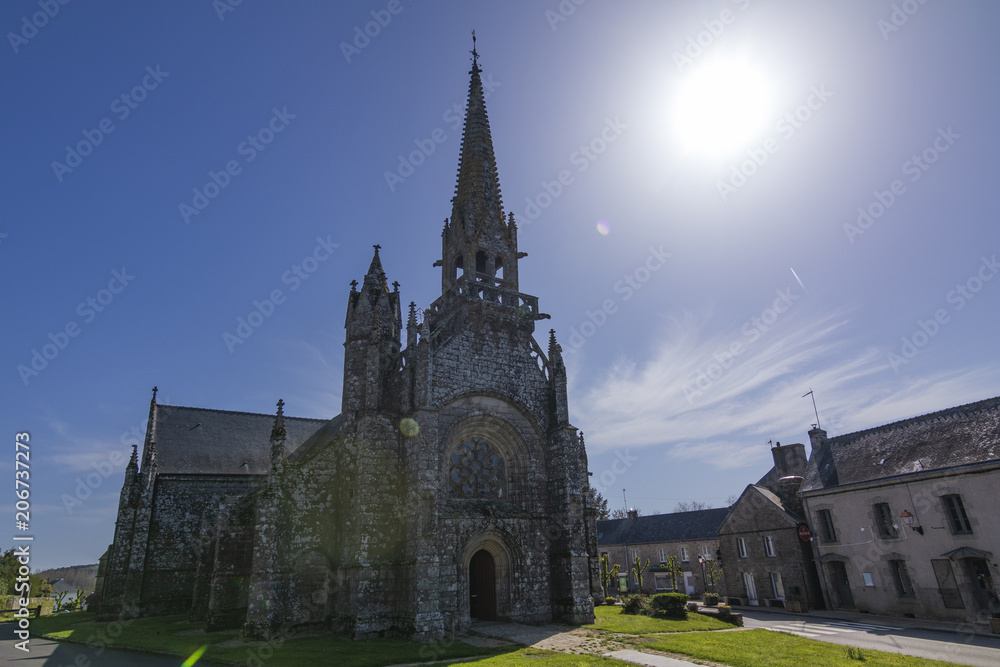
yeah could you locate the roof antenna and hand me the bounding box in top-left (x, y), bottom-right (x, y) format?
top-left (803, 388), bottom-right (821, 429)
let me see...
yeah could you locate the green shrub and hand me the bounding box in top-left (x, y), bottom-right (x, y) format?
top-left (621, 595), bottom-right (650, 615)
top-left (651, 592), bottom-right (688, 618)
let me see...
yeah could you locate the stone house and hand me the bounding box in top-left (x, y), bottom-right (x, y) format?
top-left (717, 442), bottom-right (825, 611)
top-left (92, 47), bottom-right (600, 640)
top-left (596, 508), bottom-right (729, 598)
top-left (800, 396), bottom-right (1000, 623)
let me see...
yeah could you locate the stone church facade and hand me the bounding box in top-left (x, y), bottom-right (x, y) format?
top-left (93, 51), bottom-right (600, 639)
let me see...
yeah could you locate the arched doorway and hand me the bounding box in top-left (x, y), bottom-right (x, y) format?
top-left (469, 549), bottom-right (496, 620)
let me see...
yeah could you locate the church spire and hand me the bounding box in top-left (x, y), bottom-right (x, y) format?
top-left (439, 33), bottom-right (520, 295)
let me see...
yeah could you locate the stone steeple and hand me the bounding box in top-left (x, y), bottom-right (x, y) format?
top-left (343, 245), bottom-right (402, 414)
top-left (438, 34), bottom-right (522, 294)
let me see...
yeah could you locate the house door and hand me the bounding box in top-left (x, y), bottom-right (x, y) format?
top-left (684, 572), bottom-right (696, 595)
top-left (828, 561), bottom-right (855, 609)
top-left (743, 573), bottom-right (758, 605)
top-left (965, 558), bottom-right (998, 612)
top-left (469, 549), bottom-right (496, 621)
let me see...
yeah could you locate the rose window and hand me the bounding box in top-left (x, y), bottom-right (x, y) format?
top-left (450, 440), bottom-right (504, 498)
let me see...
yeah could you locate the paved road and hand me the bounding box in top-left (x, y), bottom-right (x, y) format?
top-left (742, 613), bottom-right (1000, 667)
top-left (0, 628), bottom-right (187, 667)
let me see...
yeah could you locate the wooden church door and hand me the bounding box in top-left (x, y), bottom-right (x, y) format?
top-left (469, 549), bottom-right (497, 620)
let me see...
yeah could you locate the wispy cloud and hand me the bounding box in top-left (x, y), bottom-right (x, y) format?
top-left (573, 307), bottom-right (1000, 470)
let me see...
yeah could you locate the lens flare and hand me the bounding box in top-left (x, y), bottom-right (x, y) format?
top-left (399, 418), bottom-right (420, 438)
top-left (596, 220), bottom-right (611, 235)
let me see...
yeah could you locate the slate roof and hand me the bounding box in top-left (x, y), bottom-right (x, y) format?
top-left (802, 396), bottom-right (1000, 492)
top-left (597, 507), bottom-right (730, 546)
top-left (149, 404), bottom-right (332, 475)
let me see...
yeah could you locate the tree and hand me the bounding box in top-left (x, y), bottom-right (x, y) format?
top-left (610, 507), bottom-right (641, 520)
top-left (631, 555), bottom-right (650, 592)
top-left (725, 494), bottom-right (738, 506)
top-left (663, 555), bottom-right (683, 592)
top-left (54, 591), bottom-right (69, 612)
top-left (673, 500), bottom-right (711, 512)
top-left (706, 560), bottom-right (723, 592)
top-left (0, 549), bottom-right (53, 597)
top-left (599, 554), bottom-right (620, 598)
top-left (590, 487), bottom-right (610, 520)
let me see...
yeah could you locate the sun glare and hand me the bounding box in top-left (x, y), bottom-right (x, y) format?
top-left (673, 59), bottom-right (774, 159)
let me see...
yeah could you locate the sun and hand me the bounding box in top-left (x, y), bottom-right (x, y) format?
top-left (673, 58), bottom-right (775, 159)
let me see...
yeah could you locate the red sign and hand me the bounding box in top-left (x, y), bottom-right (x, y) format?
top-left (798, 524), bottom-right (812, 542)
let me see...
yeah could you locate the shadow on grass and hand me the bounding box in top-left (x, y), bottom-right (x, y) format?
top-left (31, 612), bottom-right (519, 667)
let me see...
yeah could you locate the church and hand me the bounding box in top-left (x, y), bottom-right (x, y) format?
top-left (93, 46), bottom-right (600, 640)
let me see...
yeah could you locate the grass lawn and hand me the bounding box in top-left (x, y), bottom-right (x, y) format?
top-left (444, 648), bottom-right (636, 665)
top-left (29, 612), bottom-right (505, 667)
top-left (643, 628), bottom-right (972, 667)
top-left (583, 604), bottom-right (733, 634)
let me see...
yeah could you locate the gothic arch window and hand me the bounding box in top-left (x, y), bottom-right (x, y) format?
top-left (450, 439), bottom-right (506, 498)
top-left (475, 250), bottom-right (488, 274)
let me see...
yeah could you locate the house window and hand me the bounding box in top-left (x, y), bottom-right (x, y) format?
top-left (701, 546), bottom-right (712, 560)
top-left (770, 572), bottom-right (785, 599)
top-left (737, 538), bottom-right (748, 558)
top-left (817, 509), bottom-right (837, 543)
top-left (763, 536), bottom-right (775, 557)
top-left (862, 572), bottom-right (875, 587)
top-left (889, 560), bottom-right (914, 597)
top-left (873, 502), bottom-right (898, 539)
top-left (942, 495), bottom-right (972, 534)
top-left (658, 549), bottom-right (666, 563)
top-left (631, 550), bottom-right (639, 562)
top-left (654, 573), bottom-right (672, 591)
top-left (680, 547), bottom-right (689, 562)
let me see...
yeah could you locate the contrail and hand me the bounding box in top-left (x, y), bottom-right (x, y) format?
top-left (790, 267), bottom-right (807, 293)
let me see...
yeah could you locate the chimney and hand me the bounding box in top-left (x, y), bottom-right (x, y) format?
top-left (627, 508), bottom-right (639, 522)
top-left (808, 426), bottom-right (838, 488)
top-left (771, 441), bottom-right (807, 478)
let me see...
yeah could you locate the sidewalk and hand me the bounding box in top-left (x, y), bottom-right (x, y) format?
top-left (728, 603), bottom-right (994, 638)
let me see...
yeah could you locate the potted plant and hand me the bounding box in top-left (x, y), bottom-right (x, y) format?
top-left (703, 592), bottom-right (719, 606)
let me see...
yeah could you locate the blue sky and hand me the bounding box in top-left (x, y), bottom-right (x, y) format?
top-left (3, 1), bottom-right (999, 571)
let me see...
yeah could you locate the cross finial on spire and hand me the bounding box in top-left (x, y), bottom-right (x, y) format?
top-left (471, 29), bottom-right (478, 68)
top-left (373, 244), bottom-right (381, 253)
top-left (392, 280), bottom-right (400, 292)
top-left (350, 279), bottom-right (358, 290)
top-left (151, 386), bottom-right (158, 404)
